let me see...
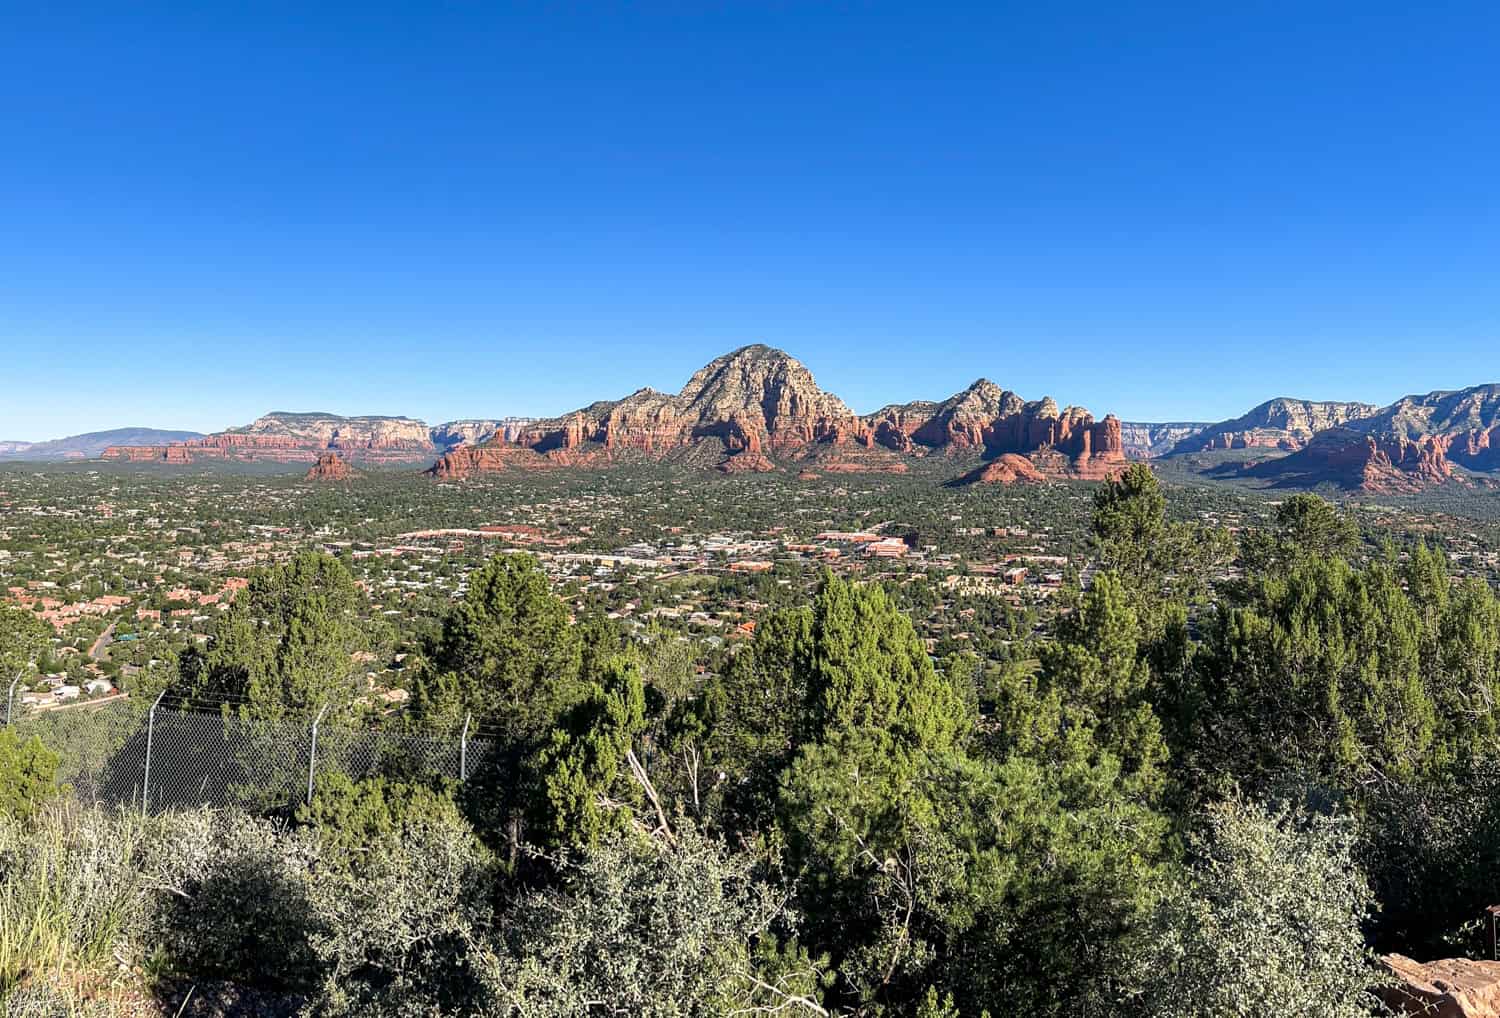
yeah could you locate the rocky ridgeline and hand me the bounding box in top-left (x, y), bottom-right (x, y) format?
top-left (87, 345), bottom-right (1500, 493)
top-left (1119, 421), bottom-right (1211, 459)
top-left (427, 345), bottom-right (1127, 483)
top-left (1171, 398), bottom-right (1383, 454)
top-left (1235, 386), bottom-right (1500, 493)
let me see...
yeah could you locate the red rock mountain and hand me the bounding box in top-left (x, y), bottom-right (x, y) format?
top-left (1237, 385), bottom-right (1500, 493)
top-left (956, 454), bottom-right (1046, 485)
top-left (863, 379), bottom-right (1124, 479)
top-left (429, 346), bottom-right (1125, 483)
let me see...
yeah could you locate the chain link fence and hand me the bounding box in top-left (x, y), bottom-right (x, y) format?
top-left (6, 694), bottom-right (496, 815)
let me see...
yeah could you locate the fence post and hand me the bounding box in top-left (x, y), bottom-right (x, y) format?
top-left (140, 689), bottom-right (168, 818)
top-left (460, 712), bottom-right (471, 782)
top-left (307, 704), bottom-right (330, 805)
top-left (4, 674), bottom-right (18, 727)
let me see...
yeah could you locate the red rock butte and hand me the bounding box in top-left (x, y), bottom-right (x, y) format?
top-left (304, 452), bottom-right (356, 482)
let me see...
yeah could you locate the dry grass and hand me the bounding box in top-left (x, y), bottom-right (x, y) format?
top-left (0, 804), bottom-right (158, 1013)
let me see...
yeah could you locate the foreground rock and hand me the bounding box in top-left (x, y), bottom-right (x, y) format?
top-left (1381, 953), bottom-right (1500, 1017)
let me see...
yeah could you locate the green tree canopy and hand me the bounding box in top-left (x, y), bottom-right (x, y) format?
top-left (414, 554), bottom-right (583, 744)
top-left (533, 657), bottom-right (648, 850)
top-left (183, 550), bottom-right (369, 722)
top-left (0, 604), bottom-right (50, 688)
top-left (1183, 553), bottom-right (1467, 798)
top-left (1002, 571), bottom-right (1169, 802)
top-left (1240, 493), bottom-right (1361, 575)
top-left (802, 571), bottom-right (969, 753)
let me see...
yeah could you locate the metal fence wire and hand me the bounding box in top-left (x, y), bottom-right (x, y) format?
top-left (8, 696), bottom-right (494, 815)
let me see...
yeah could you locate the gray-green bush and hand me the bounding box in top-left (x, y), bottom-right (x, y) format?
top-left (1134, 798), bottom-right (1381, 1018)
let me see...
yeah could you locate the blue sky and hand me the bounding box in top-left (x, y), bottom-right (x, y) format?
top-left (2, 2), bottom-right (1497, 440)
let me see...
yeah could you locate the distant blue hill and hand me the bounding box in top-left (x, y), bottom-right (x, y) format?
top-left (0, 428), bottom-right (204, 461)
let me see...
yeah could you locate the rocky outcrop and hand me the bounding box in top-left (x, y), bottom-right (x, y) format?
top-left (497, 346), bottom-right (866, 466)
top-left (1120, 422), bottom-right (1210, 459)
top-left (1381, 953), bottom-right (1500, 1017)
top-left (437, 346), bottom-right (860, 477)
top-left (959, 454), bottom-right (1045, 485)
top-left (865, 380), bottom-right (1022, 451)
top-left (304, 452), bottom-right (355, 482)
top-left (1237, 385), bottom-right (1500, 492)
top-left (1243, 428), bottom-right (1450, 493)
top-left (1172, 398), bottom-right (1382, 455)
top-left (104, 412), bottom-right (435, 464)
top-left (427, 441), bottom-right (575, 479)
top-left (220, 413), bottom-right (434, 454)
top-left (863, 381), bottom-right (1122, 465)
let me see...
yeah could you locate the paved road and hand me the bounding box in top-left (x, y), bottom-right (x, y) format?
top-left (88, 622), bottom-right (116, 661)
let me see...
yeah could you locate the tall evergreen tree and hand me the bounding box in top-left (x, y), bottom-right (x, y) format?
top-left (183, 550), bottom-right (369, 722)
top-left (413, 554), bottom-right (583, 743)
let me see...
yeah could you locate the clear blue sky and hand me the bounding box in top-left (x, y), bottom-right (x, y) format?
top-left (2, 2), bottom-right (1497, 440)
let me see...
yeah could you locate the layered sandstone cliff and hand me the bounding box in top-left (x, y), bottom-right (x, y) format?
top-left (428, 418), bottom-right (533, 450)
top-left (1240, 385), bottom-right (1500, 493)
top-left (861, 380), bottom-right (1124, 478)
top-left (433, 346), bottom-right (867, 476)
top-left (1172, 398), bottom-right (1381, 455)
top-left (101, 412), bottom-right (532, 466)
top-left (1120, 421), bottom-right (1209, 459)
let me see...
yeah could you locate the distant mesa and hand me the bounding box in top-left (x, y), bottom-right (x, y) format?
top-left (305, 452), bottom-right (356, 482)
top-left (1119, 421), bottom-right (1211, 460)
top-left (429, 345), bottom-right (1126, 484)
top-left (100, 413), bottom-right (534, 466)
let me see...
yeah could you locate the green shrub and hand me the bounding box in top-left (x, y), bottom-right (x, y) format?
top-left (296, 770), bottom-right (463, 864)
top-left (489, 828), bottom-right (800, 1017)
top-left (0, 731), bottom-right (60, 821)
top-left (147, 811), bottom-right (322, 992)
top-left (301, 791), bottom-right (497, 1017)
